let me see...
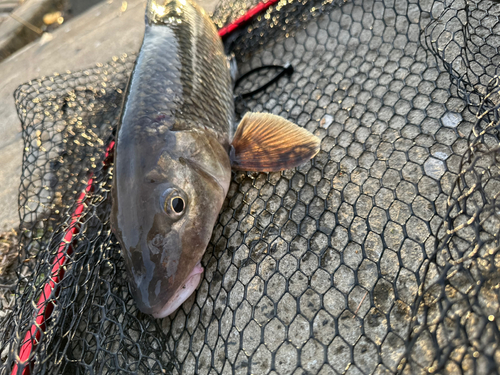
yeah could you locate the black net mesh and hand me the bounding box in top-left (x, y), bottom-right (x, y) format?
top-left (1, 0), bottom-right (500, 374)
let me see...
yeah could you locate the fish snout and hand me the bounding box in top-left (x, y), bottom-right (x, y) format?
top-left (151, 262), bottom-right (204, 318)
top-left (124, 234), bottom-right (182, 315)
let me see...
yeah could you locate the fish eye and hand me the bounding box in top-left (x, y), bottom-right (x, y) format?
top-left (171, 197), bottom-right (184, 213)
top-left (162, 188), bottom-right (187, 218)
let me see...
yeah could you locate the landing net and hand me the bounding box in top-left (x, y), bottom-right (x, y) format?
top-left (1, 0), bottom-right (500, 374)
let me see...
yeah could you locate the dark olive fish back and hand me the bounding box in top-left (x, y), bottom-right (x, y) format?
top-left (120, 0), bottom-right (234, 146)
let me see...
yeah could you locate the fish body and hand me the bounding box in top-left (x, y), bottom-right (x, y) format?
top-left (111, 0), bottom-right (320, 318)
top-left (111, 0), bottom-right (233, 317)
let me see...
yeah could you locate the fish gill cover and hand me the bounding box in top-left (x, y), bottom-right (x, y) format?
top-left (1, 0), bottom-right (500, 373)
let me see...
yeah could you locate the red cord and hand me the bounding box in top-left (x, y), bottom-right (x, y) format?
top-left (11, 0), bottom-right (279, 372)
top-left (218, 0), bottom-right (280, 38)
top-left (11, 142), bottom-right (115, 375)
top-left (12, 183), bottom-right (92, 375)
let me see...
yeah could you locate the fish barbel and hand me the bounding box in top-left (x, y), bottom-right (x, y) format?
top-left (111, 0), bottom-right (320, 318)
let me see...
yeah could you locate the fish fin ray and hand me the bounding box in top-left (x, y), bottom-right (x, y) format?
top-left (230, 112), bottom-right (320, 172)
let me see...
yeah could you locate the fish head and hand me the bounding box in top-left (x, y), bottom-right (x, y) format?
top-left (111, 129), bottom-right (231, 318)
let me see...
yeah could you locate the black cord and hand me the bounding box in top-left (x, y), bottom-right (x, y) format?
top-left (234, 63), bottom-right (294, 99)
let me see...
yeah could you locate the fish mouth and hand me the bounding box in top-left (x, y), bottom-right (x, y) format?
top-left (152, 262), bottom-right (204, 319)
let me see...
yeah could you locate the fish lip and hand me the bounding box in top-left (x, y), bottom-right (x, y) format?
top-left (150, 262), bottom-right (204, 318)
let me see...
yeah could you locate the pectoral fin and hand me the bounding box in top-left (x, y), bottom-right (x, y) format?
top-left (230, 112), bottom-right (320, 172)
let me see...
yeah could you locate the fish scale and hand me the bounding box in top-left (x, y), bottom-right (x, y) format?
top-left (158, 0), bottom-right (233, 138)
top-left (120, 3), bottom-right (233, 143)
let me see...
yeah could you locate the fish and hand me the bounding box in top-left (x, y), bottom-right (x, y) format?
top-left (110, 0), bottom-right (320, 318)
